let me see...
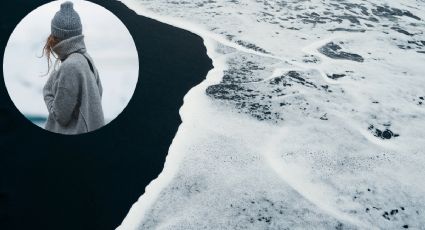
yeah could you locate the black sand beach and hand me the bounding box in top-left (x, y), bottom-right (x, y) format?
top-left (0, 0), bottom-right (212, 229)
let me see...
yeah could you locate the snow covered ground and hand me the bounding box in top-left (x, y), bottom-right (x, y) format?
top-left (117, 0), bottom-right (425, 229)
top-left (3, 0), bottom-right (138, 127)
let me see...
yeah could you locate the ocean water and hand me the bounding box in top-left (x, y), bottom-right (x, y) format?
top-left (117, 0), bottom-right (425, 229)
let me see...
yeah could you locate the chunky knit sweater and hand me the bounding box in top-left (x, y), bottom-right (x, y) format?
top-left (43, 35), bottom-right (104, 134)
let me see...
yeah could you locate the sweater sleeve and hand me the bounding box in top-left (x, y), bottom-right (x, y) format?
top-left (45, 63), bottom-right (82, 126)
top-left (43, 74), bottom-right (55, 112)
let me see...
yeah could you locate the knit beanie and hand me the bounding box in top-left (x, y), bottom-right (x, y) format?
top-left (51, 1), bottom-right (82, 40)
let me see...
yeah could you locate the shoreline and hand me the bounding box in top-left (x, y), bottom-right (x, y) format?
top-left (115, 6), bottom-right (223, 227)
top-left (100, 1), bottom-right (425, 229)
top-left (118, 0), bottom-right (283, 61)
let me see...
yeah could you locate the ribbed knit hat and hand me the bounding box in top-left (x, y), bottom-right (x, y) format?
top-left (51, 1), bottom-right (82, 40)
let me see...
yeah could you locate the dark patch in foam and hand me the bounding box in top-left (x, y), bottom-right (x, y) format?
top-left (327, 73), bottom-right (346, 80)
top-left (206, 67), bottom-right (331, 123)
top-left (391, 27), bottom-right (414, 36)
top-left (417, 96), bottom-right (424, 105)
top-left (235, 40), bottom-right (269, 54)
top-left (340, 2), bottom-right (370, 16)
top-left (328, 28), bottom-right (366, 32)
top-left (206, 84), bottom-right (253, 101)
top-left (368, 125), bottom-right (399, 139)
top-left (206, 84), bottom-right (277, 121)
top-left (302, 55), bottom-right (320, 63)
top-left (372, 6), bottom-right (421, 21)
top-left (271, 71), bottom-right (318, 89)
top-left (319, 42), bottom-right (364, 62)
top-left (222, 60), bottom-right (265, 84)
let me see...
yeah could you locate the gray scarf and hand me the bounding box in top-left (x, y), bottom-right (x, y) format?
top-left (53, 34), bottom-right (87, 61)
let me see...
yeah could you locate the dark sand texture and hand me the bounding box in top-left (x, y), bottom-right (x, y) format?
top-left (0, 0), bottom-right (212, 229)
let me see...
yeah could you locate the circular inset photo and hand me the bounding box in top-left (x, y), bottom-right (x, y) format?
top-left (3, 0), bottom-right (139, 135)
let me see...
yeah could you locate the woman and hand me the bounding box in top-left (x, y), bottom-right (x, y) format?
top-left (42, 1), bottom-right (104, 134)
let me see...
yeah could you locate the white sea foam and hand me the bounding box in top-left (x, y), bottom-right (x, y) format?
top-left (117, 0), bottom-right (425, 229)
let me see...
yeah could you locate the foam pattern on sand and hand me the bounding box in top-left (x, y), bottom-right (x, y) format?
top-left (117, 0), bottom-right (425, 229)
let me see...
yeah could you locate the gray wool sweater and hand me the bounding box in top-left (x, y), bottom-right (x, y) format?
top-left (43, 35), bottom-right (105, 134)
